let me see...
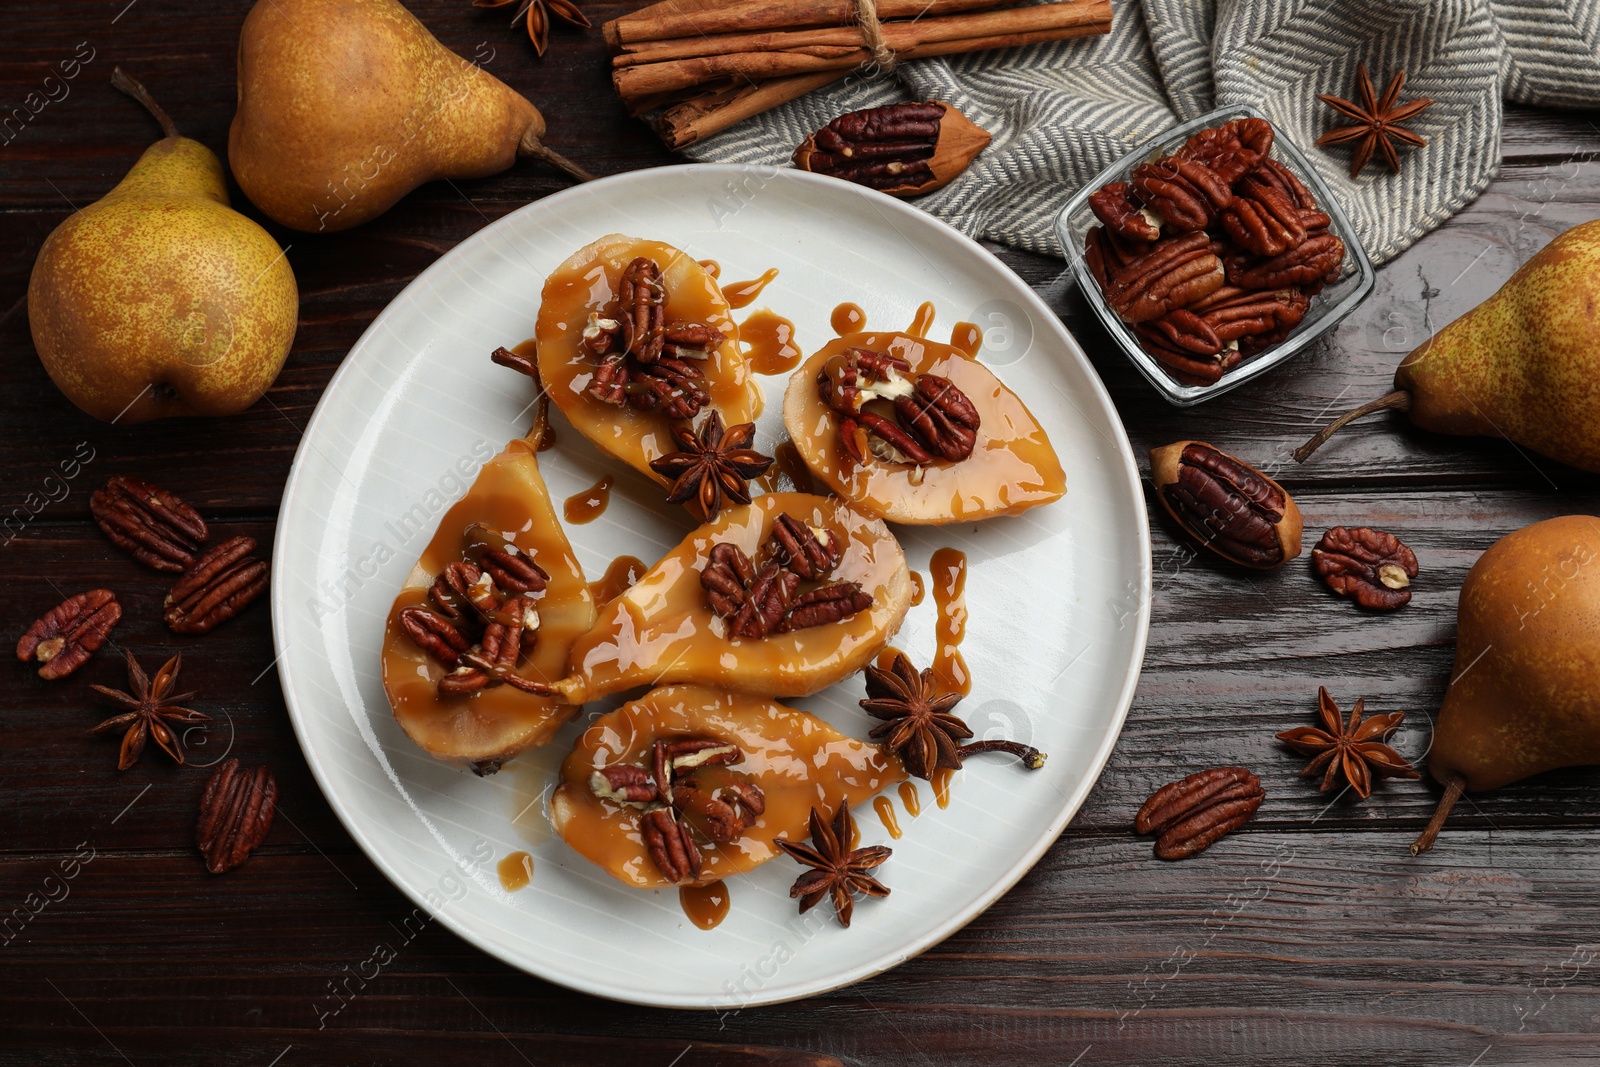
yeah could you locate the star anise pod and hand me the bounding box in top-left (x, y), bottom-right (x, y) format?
top-left (473, 0), bottom-right (589, 56)
top-left (775, 801), bottom-right (891, 928)
top-left (860, 652), bottom-right (1045, 779)
top-left (648, 411), bottom-right (774, 518)
top-left (1275, 686), bottom-right (1419, 799)
top-left (89, 650), bottom-right (210, 770)
top-left (1315, 64), bottom-right (1432, 178)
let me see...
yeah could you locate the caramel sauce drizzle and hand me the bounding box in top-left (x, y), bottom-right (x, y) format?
top-left (679, 879), bottom-right (731, 930)
top-left (723, 268), bottom-right (779, 309)
top-left (740, 308), bottom-right (802, 375)
top-left (876, 644), bottom-right (905, 671)
top-left (873, 795), bottom-right (903, 839)
top-left (497, 851), bottom-right (534, 891)
top-left (588, 554), bottom-right (645, 606)
top-left (931, 767), bottom-right (955, 809)
top-left (698, 258), bottom-right (721, 279)
top-left (950, 321), bottom-right (983, 357)
top-left (898, 781), bottom-right (922, 817)
top-left (908, 571), bottom-right (926, 606)
top-left (907, 300), bottom-right (936, 338)
top-left (563, 474), bottom-right (613, 524)
top-left (830, 302), bottom-right (866, 335)
top-left (929, 547), bottom-right (970, 696)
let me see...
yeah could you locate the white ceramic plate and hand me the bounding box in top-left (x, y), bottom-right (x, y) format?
top-left (273, 165), bottom-right (1151, 1009)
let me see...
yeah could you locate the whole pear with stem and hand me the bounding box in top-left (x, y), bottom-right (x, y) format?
top-left (28, 69), bottom-right (297, 423)
top-left (1411, 515), bottom-right (1600, 854)
top-left (1296, 219), bottom-right (1600, 474)
top-left (229, 0), bottom-right (592, 233)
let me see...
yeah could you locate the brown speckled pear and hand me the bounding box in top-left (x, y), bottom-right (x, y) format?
top-left (229, 0), bottom-right (591, 233)
top-left (1298, 220), bottom-right (1600, 472)
top-left (1411, 515), bottom-right (1600, 854)
top-left (28, 70), bottom-right (297, 424)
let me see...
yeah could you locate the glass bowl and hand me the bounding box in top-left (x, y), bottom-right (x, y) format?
top-left (1055, 103), bottom-right (1374, 407)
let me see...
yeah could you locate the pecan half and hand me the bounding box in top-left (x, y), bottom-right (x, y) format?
top-left (1130, 156), bottom-right (1233, 233)
top-left (1312, 526), bottom-right (1419, 610)
top-left (17, 589), bottom-right (121, 680)
top-left (792, 101), bottom-right (991, 198)
top-left (1251, 156), bottom-right (1314, 209)
top-left (895, 374), bottom-right (980, 462)
top-left (618, 257), bottom-right (665, 364)
top-left (587, 352), bottom-right (629, 406)
top-left (90, 475), bottom-right (208, 573)
top-left (1132, 322), bottom-right (1242, 386)
top-left (1224, 232), bottom-right (1346, 290)
top-left (1090, 229), bottom-right (1225, 324)
top-left (701, 542), bottom-right (757, 618)
top-left (590, 764), bottom-right (659, 804)
top-left (443, 597), bottom-right (553, 696)
top-left (626, 356), bottom-right (710, 420)
top-left (475, 546), bottom-right (548, 595)
top-left (780, 582), bottom-right (873, 631)
top-left (1220, 177), bottom-right (1306, 256)
top-left (728, 562), bottom-right (799, 639)
top-left (641, 807), bottom-right (701, 884)
top-left (1177, 117), bottom-right (1274, 184)
top-left (1088, 181), bottom-right (1161, 242)
top-left (196, 758), bottom-right (277, 874)
top-left (1135, 766), bottom-right (1264, 860)
top-left (1189, 286), bottom-right (1310, 352)
top-left (429, 561), bottom-right (497, 621)
top-left (768, 514), bottom-right (841, 581)
top-left (1149, 441), bottom-right (1303, 568)
top-left (399, 605), bottom-right (471, 667)
top-left (674, 780), bottom-right (765, 842)
top-left (164, 536), bottom-right (268, 635)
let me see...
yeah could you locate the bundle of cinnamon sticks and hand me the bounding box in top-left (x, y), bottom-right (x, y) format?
top-left (604, 0), bottom-right (1113, 148)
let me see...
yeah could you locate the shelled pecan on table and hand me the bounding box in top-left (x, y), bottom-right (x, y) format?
top-left (90, 474), bottom-right (209, 573)
top-left (1135, 766), bottom-right (1265, 860)
top-left (1084, 118), bottom-right (1346, 386)
top-left (1311, 526), bottom-right (1418, 610)
top-left (196, 758), bottom-right (278, 874)
top-left (164, 536), bottom-right (269, 635)
top-left (16, 588), bottom-right (121, 680)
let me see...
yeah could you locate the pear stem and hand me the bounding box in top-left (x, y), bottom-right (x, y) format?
top-left (1410, 772), bottom-right (1467, 855)
top-left (110, 67), bottom-right (179, 140)
top-left (519, 128), bottom-right (596, 183)
top-left (1293, 389), bottom-right (1412, 464)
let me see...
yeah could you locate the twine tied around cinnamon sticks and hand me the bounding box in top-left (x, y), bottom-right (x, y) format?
top-left (603, 0), bottom-right (1114, 149)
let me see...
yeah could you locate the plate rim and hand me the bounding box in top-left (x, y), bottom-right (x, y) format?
top-left (271, 163), bottom-right (1153, 1009)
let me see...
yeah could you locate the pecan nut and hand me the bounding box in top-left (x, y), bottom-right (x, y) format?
top-left (728, 562), bottom-right (799, 639)
top-left (399, 605), bottom-right (471, 666)
top-left (641, 807), bottom-right (702, 884)
top-left (701, 542), bottom-right (757, 618)
top-left (1312, 526), bottom-right (1419, 610)
top-left (768, 514), bottom-right (841, 581)
top-left (590, 764), bottom-right (659, 804)
top-left (618, 257), bottom-right (665, 364)
top-left (475, 546), bottom-right (548, 595)
top-left (1135, 766), bottom-right (1264, 860)
top-left (196, 758), bottom-right (277, 874)
top-left (625, 356), bottom-right (710, 420)
top-left (895, 374), bottom-right (980, 462)
top-left (1220, 177), bottom-right (1306, 256)
top-left (428, 560), bottom-right (497, 621)
top-left (792, 101), bottom-right (991, 198)
top-left (1130, 156), bottom-right (1233, 233)
top-left (1149, 440), bottom-right (1303, 568)
top-left (1089, 229), bottom-right (1226, 324)
top-left (164, 536), bottom-right (268, 635)
top-left (1225, 232), bottom-right (1346, 290)
top-left (674, 780), bottom-right (765, 842)
top-left (1131, 322), bottom-right (1243, 386)
top-left (17, 589), bottom-right (121, 680)
top-left (1088, 181), bottom-right (1161, 242)
top-left (780, 581), bottom-right (873, 631)
top-left (90, 475), bottom-right (209, 573)
top-left (1177, 117), bottom-right (1274, 184)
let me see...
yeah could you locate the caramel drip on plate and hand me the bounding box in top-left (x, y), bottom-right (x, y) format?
top-left (679, 879), bottom-right (731, 930)
top-left (511, 338), bottom-right (556, 451)
top-left (876, 645), bottom-right (905, 671)
top-left (932, 766), bottom-right (955, 809)
top-left (563, 474), bottom-right (613, 524)
top-left (929, 547), bottom-right (970, 696)
top-left (830, 302), bottom-right (866, 335)
top-left (950, 321), bottom-right (983, 357)
top-left (589, 554), bottom-right (645, 606)
top-left (698, 258), bottom-right (721, 278)
top-left (741, 308), bottom-right (802, 375)
top-left (498, 851), bottom-right (534, 891)
top-left (898, 781), bottom-right (922, 817)
top-left (873, 795), bottom-right (902, 839)
top-left (907, 300), bottom-right (936, 338)
top-left (723, 268), bottom-right (779, 309)
top-left (908, 571), bottom-right (926, 606)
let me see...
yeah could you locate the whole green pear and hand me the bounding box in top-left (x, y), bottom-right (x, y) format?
top-left (1412, 514), bottom-right (1600, 853)
top-left (1297, 219), bottom-right (1600, 472)
top-left (229, 0), bottom-right (590, 233)
top-left (28, 70), bottom-right (297, 424)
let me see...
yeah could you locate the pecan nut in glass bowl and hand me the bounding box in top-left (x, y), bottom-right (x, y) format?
top-left (1058, 105), bottom-right (1374, 406)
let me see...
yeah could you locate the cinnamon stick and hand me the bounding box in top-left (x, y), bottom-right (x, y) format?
top-left (654, 71), bottom-right (848, 148)
top-left (613, 0), bottom-right (1113, 104)
top-left (607, 0), bottom-right (1018, 50)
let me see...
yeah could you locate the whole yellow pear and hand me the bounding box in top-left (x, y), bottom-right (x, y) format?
top-left (28, 71), bottom-right (297, 424)
top-left (229, 0), bottom-right (590, 233)
top-left (1412, 514), bottom-right (1600, 853)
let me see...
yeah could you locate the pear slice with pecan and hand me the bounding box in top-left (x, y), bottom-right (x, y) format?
top-left (550, 685), bottom-right (905, 888)
top-left (528, 233), bottom-right (763, 486)
top-left (380, 433), bottom-right (596, 774)
top-left (556, 493), bottom-right (911, 704)
top-left (783, 329), bottom-right (1065, 524)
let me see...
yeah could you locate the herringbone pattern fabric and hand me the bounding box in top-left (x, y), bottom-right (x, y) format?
top-left (683, 0), bottom-right (1597, 264)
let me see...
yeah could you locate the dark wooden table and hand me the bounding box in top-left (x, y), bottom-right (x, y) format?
top-left (7, 3), bottom-right (1600, 1064)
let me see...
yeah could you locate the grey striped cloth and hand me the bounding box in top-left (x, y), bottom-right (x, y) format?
top-left (682, 0), bottom-right (1600, 265)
